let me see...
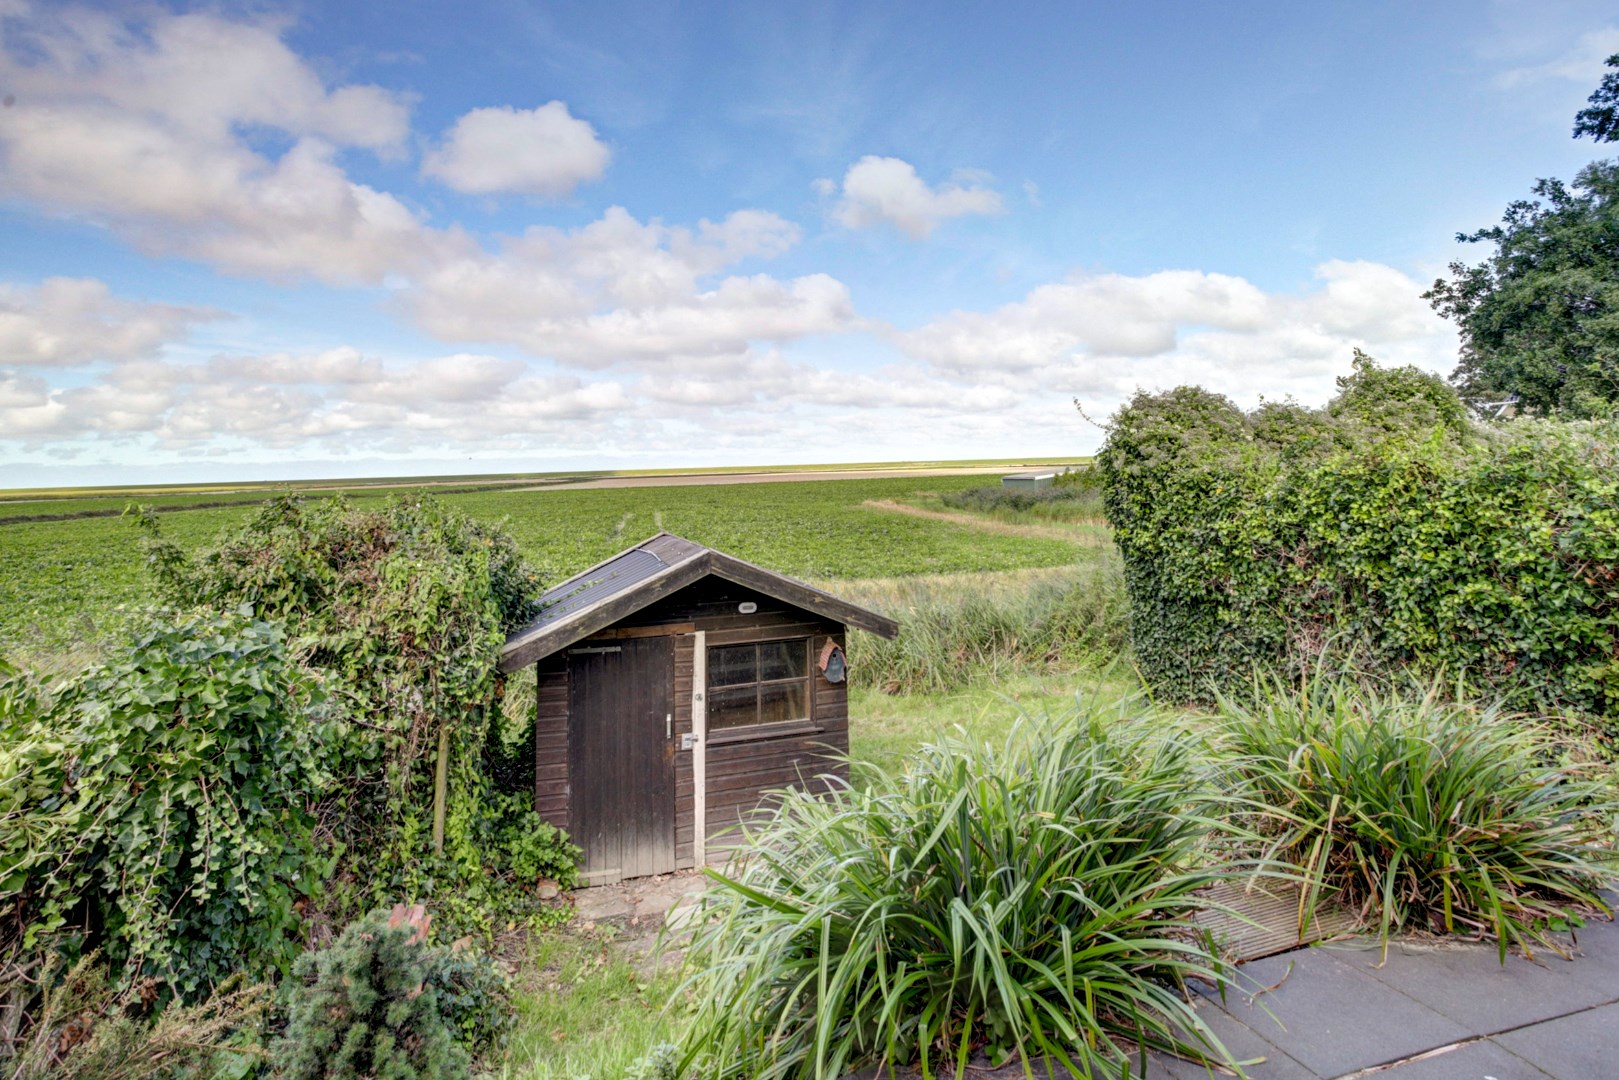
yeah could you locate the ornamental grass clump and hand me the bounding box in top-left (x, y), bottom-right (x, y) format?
top-left (1218, 675), bottom-right (1619, 960)
top-left (677, 697), bottom-right (1248, 1080)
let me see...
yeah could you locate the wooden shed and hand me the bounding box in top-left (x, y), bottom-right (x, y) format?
top-left (498, 533), bottom-right (899, 885)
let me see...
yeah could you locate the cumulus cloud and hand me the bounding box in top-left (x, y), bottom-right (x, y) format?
top-left (0, 6), bottom-right (459, 284)
top-left (423, 102), bottom-right (610, 197)
top-left (0, 277), bottom-right (219, 367)
top-left (0, 7), bottom-right (864, 381)
top-left (827, 155), bottom-right (1003, 238)
top-left (0, 343), bottom-right (637, 450)
top-left (408, 206), bottom-right (852, 366)
top-left (896, 259), bottom-right (1457, 407)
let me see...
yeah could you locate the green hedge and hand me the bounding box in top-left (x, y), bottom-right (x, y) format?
top-left (1097, 356), bottom-right (1618, 713)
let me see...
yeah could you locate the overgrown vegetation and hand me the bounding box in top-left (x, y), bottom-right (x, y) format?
top-left (137, 496), bottom-right (578, 938)
top-left (4, 954), bottom-right (270, 1080)
top-left (1219, 673), bottom-right (1619, 959)
top-left (0, 613), bottom-right (331, 1002)
top-left (937, 467), bottom-right (1104, 519)
top-left (1099, 354), bottom-right (1619, 713)
top-left (676, 699), bottom-right (1248, 1080)
top-left (836, 562), bottom-right (1129, 695)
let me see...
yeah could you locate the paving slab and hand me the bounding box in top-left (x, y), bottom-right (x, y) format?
top-left (1332, 934), bottom-right (1619, 1036)
top-left (1490, 1001), bottom-right (1619, 1080)
top-left (1210, 949), bottom-right (1471, 1078)
top-left (1366, 1038), bottom-right (1554, 1079)
top-left (1143, 1006), bottom-right (1317, 1079)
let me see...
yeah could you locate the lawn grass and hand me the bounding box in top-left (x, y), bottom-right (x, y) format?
top-left (498, 927), bottom-right (686, 1080)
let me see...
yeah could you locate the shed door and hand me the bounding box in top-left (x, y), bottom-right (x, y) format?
top-left (567, 637), bottom-right (676, 882)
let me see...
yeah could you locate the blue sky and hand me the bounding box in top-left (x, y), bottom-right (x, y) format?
top-left (1, 0), bottom-right (1616, 486)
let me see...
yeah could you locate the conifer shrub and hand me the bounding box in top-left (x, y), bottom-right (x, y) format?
top-left (274, 907), bottom-right (512, 1080)
top-left (1098, 354), bottom-right (1618, 713)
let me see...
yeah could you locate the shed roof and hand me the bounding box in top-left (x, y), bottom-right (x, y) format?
top-left (499, 532), bottom-right (900, 673)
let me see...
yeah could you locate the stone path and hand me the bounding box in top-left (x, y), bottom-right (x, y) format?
top-left (1144, 918), bottom-right (1619, 1079)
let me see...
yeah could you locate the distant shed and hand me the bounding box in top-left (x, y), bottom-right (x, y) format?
top-left (499, 533), bottom-right (899, 885)
top-left (1002, 469), bottom-right (1061, 490)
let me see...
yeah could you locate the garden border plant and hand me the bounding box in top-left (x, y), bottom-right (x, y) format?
top-left (1217, 670), bottom-right (1619, 960)
top-left (675, 692), bottom-right (1258, 1080)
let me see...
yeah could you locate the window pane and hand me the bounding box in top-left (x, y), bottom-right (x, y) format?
top-left (708, 644), bottom-right (757, 687)
top-left (708, 686), bottom-right (757, 729)
top-left (759, 681), bottom-right (808, 725)
top-left (758, 639), bottom-right (807, 682)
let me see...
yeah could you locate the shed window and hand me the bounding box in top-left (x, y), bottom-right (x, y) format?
top-left (707, 639), bottom-right (810, 730)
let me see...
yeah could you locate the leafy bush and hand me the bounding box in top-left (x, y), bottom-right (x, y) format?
top-left (1098, 354), bottom-right (1619, 712)
top-left (838, 562), bottom-right (1130, 695)
top-left (676, 699), bottom-right (1246, 1079)
top-left (137, 496), bottom-right (579, 935)
top-left (274, 907), bottom-right (512, 1080)
top-left (1219, 674), bottom-right (1619, 958)
top-left (0, 613), bottom-right (331, 999)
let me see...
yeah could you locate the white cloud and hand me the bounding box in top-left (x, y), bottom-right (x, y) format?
top-left (423, 102), bottom-right (610, 197)
top-left (828, 155), bottom-right (1003, 239)
top-left (0, 8), bottom-right (859, 374)
top-left (408, 206), bottom-right (852, 366)
top-left (1498, 27), bottom-right (1619, 87)
top-left (0, 277), bottom-right (218, 367)
top-left (897, 260), bottom-right (1457, 407)
top-left (0, 6), bottom-right (454, 284)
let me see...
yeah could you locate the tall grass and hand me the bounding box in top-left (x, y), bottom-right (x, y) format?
top-left (833, 562), bottom-right (1130, 696)
top-left (938, 467), bottom-right (1106, 524)
top-left (1217, 674), bottom-right (1619, 959)
top-left (676, 698), bottom-right (1251, 1080)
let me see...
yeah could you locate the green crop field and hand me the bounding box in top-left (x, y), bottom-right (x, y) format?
top-left (0, 475), bottom-right (1086, 656)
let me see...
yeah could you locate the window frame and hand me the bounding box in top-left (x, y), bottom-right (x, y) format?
top-left (704, 636), bottom-right (818, 743)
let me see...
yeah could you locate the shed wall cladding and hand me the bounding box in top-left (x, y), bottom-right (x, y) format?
top-left (532, 575), bottom-right (848, 871)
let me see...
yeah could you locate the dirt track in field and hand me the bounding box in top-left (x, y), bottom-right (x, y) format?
top-left (860, 499), bottom-right (1108, 544)
top-left (523, 466), bottom-right (1023, 491)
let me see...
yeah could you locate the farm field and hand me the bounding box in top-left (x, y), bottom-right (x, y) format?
top-left (0, 472), bottom-right (1098, 656)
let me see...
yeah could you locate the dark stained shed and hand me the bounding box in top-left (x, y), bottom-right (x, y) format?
top-left (499, 532), bottom-right (900, 884)
top-left (499, 532), bottom-right (898, 673)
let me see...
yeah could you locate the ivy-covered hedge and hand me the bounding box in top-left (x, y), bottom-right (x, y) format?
top-left (138, 495), bottom-right (579, 936)
top-left (0, 613), bottom-right (331, 998)
top-left (1098, 356), bottom-right (1618, 713)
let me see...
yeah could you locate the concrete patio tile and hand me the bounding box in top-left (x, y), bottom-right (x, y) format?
top-left (1330, 935), bottom-right (1619, 1036)
top-left (1367, 1038), bottom-right (1554, 1079)
top-left (1142, 1006), bottom-right (1319, 1079)
top-left (1490, 1001), bottom-right (1619, 1080)
top-left (1210, 949), bottom-right (1470, 1079)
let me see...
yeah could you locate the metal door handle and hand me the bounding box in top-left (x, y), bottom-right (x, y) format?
top-left (666, 713), bottom-right (672, 739)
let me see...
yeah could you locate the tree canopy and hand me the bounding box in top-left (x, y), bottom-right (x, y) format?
top-left (1424, 54), bottom-right (1619, 418)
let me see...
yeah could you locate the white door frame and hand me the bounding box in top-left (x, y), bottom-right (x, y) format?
top-left (690, 629), bottom-right (707, 868)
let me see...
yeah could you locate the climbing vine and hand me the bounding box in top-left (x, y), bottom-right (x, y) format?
top-left (137, 495), bottom-right (578, 935)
